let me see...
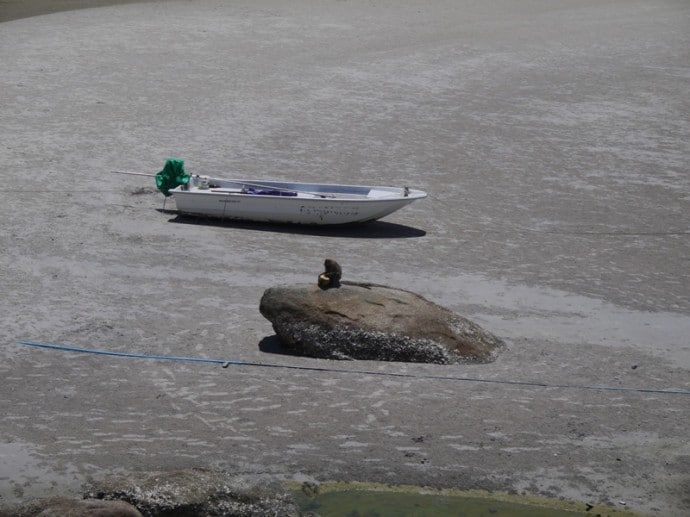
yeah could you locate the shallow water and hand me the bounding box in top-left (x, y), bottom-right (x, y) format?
top-left (297, 492), bottom-right (569, 516)
top-left (291, 486), bottom-right (643, 517)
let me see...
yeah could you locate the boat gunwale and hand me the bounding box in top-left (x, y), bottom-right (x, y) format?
top-left (172, 179), bottom-right (427, 202)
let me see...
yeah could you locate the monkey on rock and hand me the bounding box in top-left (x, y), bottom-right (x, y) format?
top-left (318, 258), bottom-right (342, 289)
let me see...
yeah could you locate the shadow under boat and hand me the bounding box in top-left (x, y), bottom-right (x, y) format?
top-left (158, 209), bottom-right (426, 239)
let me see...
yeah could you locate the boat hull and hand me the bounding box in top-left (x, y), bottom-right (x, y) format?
top-left (170, 179), bottom-right (426, 225)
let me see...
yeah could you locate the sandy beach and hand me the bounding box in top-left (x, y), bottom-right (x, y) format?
top-left (1, 0), bottom-right (688, 514)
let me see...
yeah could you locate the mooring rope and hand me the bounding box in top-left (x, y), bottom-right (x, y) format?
top-left (15, 340), bottom-right (690, 395)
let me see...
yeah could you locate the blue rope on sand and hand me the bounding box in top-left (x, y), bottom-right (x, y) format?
top-left (15, 340), bottom-right (690, 396)
top-left (17, 340), bottom-right (242, 366)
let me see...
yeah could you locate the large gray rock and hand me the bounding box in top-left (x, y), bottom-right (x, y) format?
top-left (5, 497), bottom-right (142, 517)
top-left (83, 468), bottom-right (302, 517)
top-left (259, 283), bottom-right (505, 364)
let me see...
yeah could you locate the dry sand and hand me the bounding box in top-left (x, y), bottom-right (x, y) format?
top-left (1, 0), bottom-right (688, 514)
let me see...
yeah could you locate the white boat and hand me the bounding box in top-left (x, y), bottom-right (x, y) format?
top-left (169, 176), bottom-right (427, 225)
top-left (134, 158), bottom-right (426, 225)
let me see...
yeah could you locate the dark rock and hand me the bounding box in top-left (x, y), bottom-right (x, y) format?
top-left (83, 468), bottom-right (302, 517)
top-left (259, 283), bottom-right (505, 364)
top-left (6, 497), bottom-right (142, 517)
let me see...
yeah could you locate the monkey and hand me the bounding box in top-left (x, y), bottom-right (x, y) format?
top-left (323, 258), bottom-right (342, 287)
top-left (319, 258), bottom-right (342, 289)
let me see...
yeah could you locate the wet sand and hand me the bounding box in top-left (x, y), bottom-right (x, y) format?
top-left (1, 0), bottom-right (688, 515)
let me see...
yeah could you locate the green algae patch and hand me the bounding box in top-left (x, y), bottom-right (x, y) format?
top-left (287, 481), bottom-right (648, 517)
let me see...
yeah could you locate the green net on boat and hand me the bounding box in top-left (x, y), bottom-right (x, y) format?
top-left (155, 158), bottom-right (190, 196)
